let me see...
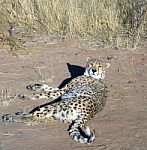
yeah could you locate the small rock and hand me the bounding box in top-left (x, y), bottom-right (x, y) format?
top-left (128, 81), bottom-right (133, 84)
top-left (107, 54), bottom-right (118, 61)
top-left (136, 68), bottom-right (144, 76)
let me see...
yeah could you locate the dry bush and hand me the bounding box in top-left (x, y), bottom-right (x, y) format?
top-left (0, 0), bottom-right (146, 50)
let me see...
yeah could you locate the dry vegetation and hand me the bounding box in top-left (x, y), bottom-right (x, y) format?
top-left (28, 66), bottom-right (53, 83)
top-left (0, 0), bottom-right (146, 53)
top-left (0, 89), bottom-right (16, 107)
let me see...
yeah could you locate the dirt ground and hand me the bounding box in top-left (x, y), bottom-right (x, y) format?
top-left (0, 38), bottom-right (147, 150)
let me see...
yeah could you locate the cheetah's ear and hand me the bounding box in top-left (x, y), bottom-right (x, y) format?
top-left (87, 56), bottom-right (91, 62)
top-left (104, 63), bottom-right (110, 69)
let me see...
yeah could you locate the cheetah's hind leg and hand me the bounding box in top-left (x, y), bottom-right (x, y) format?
top-left (68, 120), bottom-right (95, 144)
top-left (2, 112), bottom-right (33, 123)
top-left (27, 84), bottom-right (59, 92)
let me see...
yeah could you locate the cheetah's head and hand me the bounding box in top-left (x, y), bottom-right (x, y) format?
top-left (84, 57), bottom-right (110, 80)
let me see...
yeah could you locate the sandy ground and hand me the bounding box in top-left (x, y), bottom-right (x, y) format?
top-left (0, 38), bottom-right (147, 150)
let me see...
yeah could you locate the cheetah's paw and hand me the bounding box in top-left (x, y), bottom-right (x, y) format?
top-left (2, 114), bottom-right (14, 122)
top-left (27, 84), bottom-right (59, 92)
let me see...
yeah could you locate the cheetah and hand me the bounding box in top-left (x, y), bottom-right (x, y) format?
top-left (2, 57), bottom-right (110, 145)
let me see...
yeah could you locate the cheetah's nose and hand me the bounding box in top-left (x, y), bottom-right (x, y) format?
top-left (92, 69), bottom-right (96, 73)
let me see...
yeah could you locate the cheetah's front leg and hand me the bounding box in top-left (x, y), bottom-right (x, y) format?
top-left (27, 84), bottom-right (59, 92)
top-left (19, 84), bottom-right (68, 100)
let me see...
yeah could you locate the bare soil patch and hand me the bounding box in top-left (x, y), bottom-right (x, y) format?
top-left (0, 38), bottom-right (147, 150)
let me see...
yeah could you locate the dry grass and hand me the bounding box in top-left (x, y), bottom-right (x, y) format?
top-left (0, 89), bottom-right (16, 107)
top-left (0, 0), bottom-right (146, 51)
top-left (28, 66), bottom-right (53, 83)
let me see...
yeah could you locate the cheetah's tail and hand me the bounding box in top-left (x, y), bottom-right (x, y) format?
top-left (68, 125), bottom-right (95, 144)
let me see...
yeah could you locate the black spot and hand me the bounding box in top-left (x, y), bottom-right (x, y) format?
top-left (62, 113), bottom-right (65, 117)
top-left (87, 111), bottom-right (90, 114)
top-left (45, 106), bottom-right (48, 109)
top-left (66, 110), bottom-right (69, 115)
top-left (62, 108), bottom-right (66, 111)
top-left (78, 101), bottom-right (81, 104)
top-left (53, 110), bottom-right (57, 114)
